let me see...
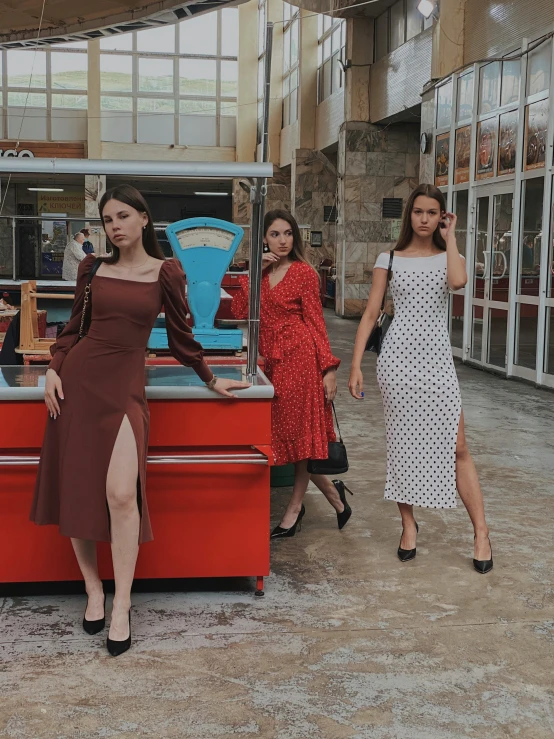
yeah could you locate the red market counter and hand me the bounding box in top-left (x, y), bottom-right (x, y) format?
top-left (0, 364), bottom-right (273, 595)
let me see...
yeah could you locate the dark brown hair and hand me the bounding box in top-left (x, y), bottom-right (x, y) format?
top-left (263, 209), bottom-right (314, 269)
top-left (99, 184), bottom-right (165, 263)
top-left (395, 183), bottom-right (447, 251)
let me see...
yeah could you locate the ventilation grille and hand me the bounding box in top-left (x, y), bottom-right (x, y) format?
top-left (382, 198), bottom-right (403, 219)
top-left (324, 205), bottom-right (337, 223)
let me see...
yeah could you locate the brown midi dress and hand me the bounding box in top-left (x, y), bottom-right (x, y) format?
top-left (30, 254), bottom-right (212, 543)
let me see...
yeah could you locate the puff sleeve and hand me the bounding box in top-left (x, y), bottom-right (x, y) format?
top-left (48, 254), bottom-right (96, 374)
top-left (159, 259), bottom-right (214, 383)
top-left (299, 264), bottom-right (340, 374)
top-left (230, 275), bottom-right (249, 320)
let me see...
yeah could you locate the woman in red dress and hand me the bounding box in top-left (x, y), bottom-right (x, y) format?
top-left (232, 210), bottom-right (352, 537)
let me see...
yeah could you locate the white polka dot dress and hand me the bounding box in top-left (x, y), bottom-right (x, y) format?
top-left (375, 251), bottom-right (461, 509)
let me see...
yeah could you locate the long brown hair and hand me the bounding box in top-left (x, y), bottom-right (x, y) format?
top-left (395, 183), bottom-right (447, 252)
top-left (99, 184), bottom-right (166, 263)
top-left (263, 209), bottom-right (315, 270)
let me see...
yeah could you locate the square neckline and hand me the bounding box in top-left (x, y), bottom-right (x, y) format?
top-left (94, 259), bottom-right (165, 284)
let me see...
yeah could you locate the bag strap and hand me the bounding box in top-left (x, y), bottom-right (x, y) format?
top-left (379, 249), bottom-right (394, 312)
top-left (78, 258), bottom-right (102, 338)
top-left (331, 401), bottom-right (343, 443)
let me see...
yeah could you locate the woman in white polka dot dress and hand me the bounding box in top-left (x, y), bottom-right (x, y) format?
top-left (348, 184), bottom-right (493, 574)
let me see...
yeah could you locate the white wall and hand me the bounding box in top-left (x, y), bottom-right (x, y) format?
top-left (315, 90), bottom-right (344, 151)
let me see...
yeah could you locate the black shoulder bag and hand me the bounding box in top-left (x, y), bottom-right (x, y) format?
top-left (78, 257), bottom-right (103, 341)
top-left (307, 402), bottom-right (348, 475)
top-left (365, 250), bottom-right (394, 356)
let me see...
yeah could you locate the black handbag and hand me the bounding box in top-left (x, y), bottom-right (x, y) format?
top-left (77, 257), bottom-right (103, 341)
top-left (365, 250), bottom-right (394, 355)
top-left (307, 402), bottom-right (348, 475)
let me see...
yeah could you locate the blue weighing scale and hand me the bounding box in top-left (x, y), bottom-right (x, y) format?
top-left (149, 217), bottom-right (244, 352)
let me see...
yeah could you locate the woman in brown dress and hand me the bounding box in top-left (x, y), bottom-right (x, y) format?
top-left (31, 185), bottom-right (248, 656)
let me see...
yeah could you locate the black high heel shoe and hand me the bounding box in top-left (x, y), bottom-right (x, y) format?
top-left (332, 480), bottom-right (353, 530)
top-left (107, 611), bottom-right (131, 657)
top-left (271, 504), bottom-right (305, 538)
top-left (83, 593), bottom-right (106, 635)
top-left (397, 522), bottom-right (419, 562)
top-left (473, 536), bottom-right (493, 574)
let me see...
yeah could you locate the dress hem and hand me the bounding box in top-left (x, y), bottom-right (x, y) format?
top-left (384, 495), bottom-right (457, 509)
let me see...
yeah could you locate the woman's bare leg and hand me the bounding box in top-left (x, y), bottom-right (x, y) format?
top-left (278, 460), bottom-right (312, 529)
top-left (106, 415), bottom-right (140, 641)
top-left (310, 474), bottom-right (345, 512)
top-left (398, 502), bottom-right (418, 549)
top-left (71, 538), bottom-right (104, 620)
top-left (455, 412), bottom-right (491, 560)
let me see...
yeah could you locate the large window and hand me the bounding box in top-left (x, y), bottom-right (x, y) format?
top-left (1, 43), bottom-right (88, 140)
top-left (317, 15), bottom-right (346, 104)
top-left (99, 10), bottom-right (238, 147)
top-left (374, 0), bottom-right (433, 62)
top-left (283, 3), bottom-right (300, 127)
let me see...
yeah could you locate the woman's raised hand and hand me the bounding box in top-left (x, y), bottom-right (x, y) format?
top-left (45, 368), bottom-right (64, 419)
top-left (348, 367), bottom-right (364, 399)
top-left (440, 211), bottom-right (457, 242)
top-left (261, 251), bottom-right (279, 269)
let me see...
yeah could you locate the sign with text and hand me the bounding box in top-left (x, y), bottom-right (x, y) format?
top-left (38, 190), bottom-right (84, 216)
top-left (0, 141), bottom-right (85, 159)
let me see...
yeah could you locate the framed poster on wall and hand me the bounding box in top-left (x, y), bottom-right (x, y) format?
top-left (435, 133), bottom-right (450, 186)
top-left (454, 126), bottom-right (471, 184)
top-left (498, 110), bottom-right (518, 176)
top-left (524, 99), bottom-right (548, 171)
top-left (476, 117), bottom-right (497, 180)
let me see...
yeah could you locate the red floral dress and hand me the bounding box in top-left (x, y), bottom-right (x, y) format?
top-left (231, 260), bottom-right (340, 465)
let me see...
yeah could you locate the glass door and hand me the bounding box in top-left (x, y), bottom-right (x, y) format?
top-left (449, 190), bottom-right (468, 357)
top-left (469, 186), bottom-right (514, 370)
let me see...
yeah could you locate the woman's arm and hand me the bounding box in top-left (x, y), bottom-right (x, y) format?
top-left (348, 265), bottom-right (389, 399)
top-left (300, 266), bottom-right (340, 374)
top-left (441, 212), bottom-right (467, 290)
top-left (48, 254), bottom-right (96, 374)
top-left (161, 260), bottom-right (250, 397)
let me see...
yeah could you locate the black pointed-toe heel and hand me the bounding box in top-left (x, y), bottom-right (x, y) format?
top-left (271, 504), bottom-right (305, 539)
top-left (473, 536), bottom-right (493, 574)
top-left (83, 593), bottom-right (106, 635)
top-left (332, 479), bottom-right (353, 530)
top-left (397, 522), bottom-right (419, 562)
top-left (107, 612), bottom-right (131, 657)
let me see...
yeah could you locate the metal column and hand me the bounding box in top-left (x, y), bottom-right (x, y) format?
top-left (247, 21), bottom-right (274, 378)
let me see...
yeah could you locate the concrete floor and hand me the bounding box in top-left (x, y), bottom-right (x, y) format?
top-left (1, 311), bottom-right (554, 739)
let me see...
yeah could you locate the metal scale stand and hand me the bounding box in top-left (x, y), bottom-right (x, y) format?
top-left (149, 217), bottom-right (245, 353)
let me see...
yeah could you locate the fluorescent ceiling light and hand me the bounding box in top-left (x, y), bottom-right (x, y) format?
top-left (28, 187), bottom-right (64, 192)
top-left (417, 0), bottom-right (435, 18)
top-left (194, 191), bottom-right (229, 196)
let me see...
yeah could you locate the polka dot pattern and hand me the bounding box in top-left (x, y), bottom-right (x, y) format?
top-left (231, 260), bottom-right (340, 466)
top-left (374, 251), bottom-right (461, 509)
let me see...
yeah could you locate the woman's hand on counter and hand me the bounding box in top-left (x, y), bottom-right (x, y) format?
top-left (212, 377), bottom-right (251, 399)
top-left (45, 368), bottom-right (64, 419)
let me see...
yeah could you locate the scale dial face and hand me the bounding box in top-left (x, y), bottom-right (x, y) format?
top-left (175, 227), bottom-right (235, 251)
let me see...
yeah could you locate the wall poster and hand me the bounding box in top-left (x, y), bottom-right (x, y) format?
top-left (476, 117), bottom-right (497, 180)
top-left (498, 110), bottom-right (518, 176)
top-left (435, 133), bottom-right (450, 187)
top-left (524, 99), bottom-right (548, 171)
top-left (454, 126), bottom-right (471, 184)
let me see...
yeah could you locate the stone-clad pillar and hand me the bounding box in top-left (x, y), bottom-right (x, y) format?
top-left (336, 121), bottom-right (420, 317)
top-left (85, 175), bottom-right (106, 254)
